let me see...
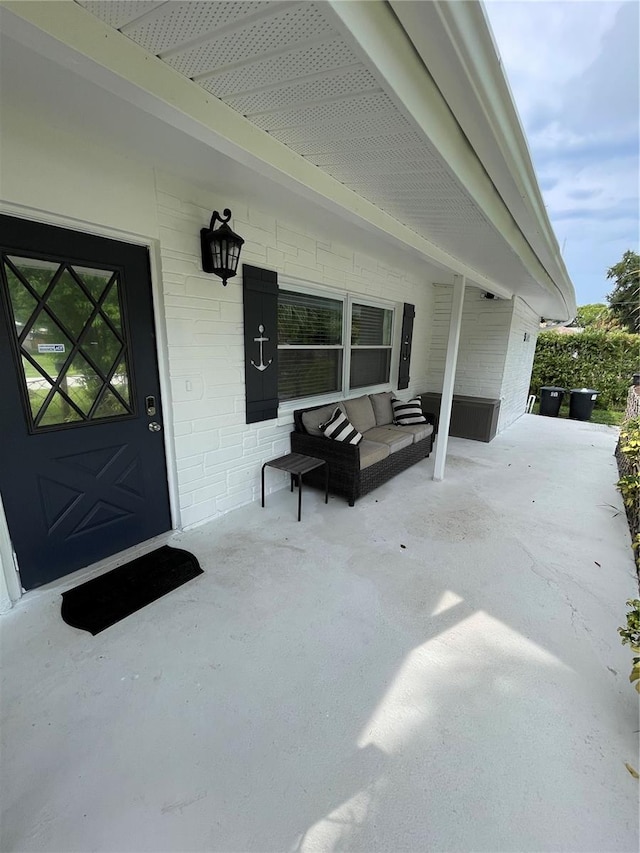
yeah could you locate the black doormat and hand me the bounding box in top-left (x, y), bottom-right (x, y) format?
top-left (60, 545), bottom-right (203, 635)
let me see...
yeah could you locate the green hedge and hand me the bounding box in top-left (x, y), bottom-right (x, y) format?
top-left (530, 331), bottom-right (640, 410)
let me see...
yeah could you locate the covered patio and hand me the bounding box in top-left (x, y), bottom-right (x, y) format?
top-left (2, 414), bottom-right (638, 852)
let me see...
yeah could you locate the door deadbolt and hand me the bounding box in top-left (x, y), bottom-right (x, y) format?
top-left (146, 395), bottom-right (156, 416)
top-left (148, 422), bottom-right (162, 432)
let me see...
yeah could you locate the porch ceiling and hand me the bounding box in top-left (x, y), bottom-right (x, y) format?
top-left (5, 0), bottom-right (575, 320)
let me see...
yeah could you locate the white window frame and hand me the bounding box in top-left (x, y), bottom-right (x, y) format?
top-left (277, 275), bottom-right (398, 410)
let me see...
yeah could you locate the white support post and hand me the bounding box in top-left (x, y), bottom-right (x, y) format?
top-left (433, 275), bottom-right (466, 481)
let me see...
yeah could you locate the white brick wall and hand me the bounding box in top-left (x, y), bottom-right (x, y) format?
top-left (0, 84), bottom-right (438, 549)
top-left (155, 173), bottom-right (434, 528)
top-left (0, 75), bottom-right (540, 595)
top-left (497, 297), bottom-right (540, 431)
top-left (425, 285), bottom-right (539, 434)
top-left (425, 285), bottom-right (512, 397)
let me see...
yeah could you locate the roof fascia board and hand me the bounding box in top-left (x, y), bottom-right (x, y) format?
top-left (390, 0), bottom-right (575, 315)
top-left (0, 1), bottom-right (506, 296)
top-left (325, 0), bottom-right (572, 319)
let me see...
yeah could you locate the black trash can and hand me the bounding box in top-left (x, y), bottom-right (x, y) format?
top-left (569, 388), bottom-right (599, 421)
top-left (539, 386), bottom-right (566, 417)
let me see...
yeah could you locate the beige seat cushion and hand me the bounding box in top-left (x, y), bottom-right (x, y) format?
top-left (362, 426), bottom-right (413, 453)
top-left (369, 391), bottom-right (394, 426)
top-left (301, 402), bottom-right (345, 437)
top-left (359, 439), bottom-right (390, 470)
top-left (343, 395), bottom-right (376, 434)
top-left (394, 423), bottom-right (434, 443)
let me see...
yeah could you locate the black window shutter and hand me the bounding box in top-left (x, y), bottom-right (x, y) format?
top-left (397, 303), bottom-right (415, 390)
top-left (243, 264), bottom-right (279, 424)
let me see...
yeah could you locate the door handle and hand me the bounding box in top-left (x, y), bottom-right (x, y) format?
top-left (146, 395), bottom-right (156, 416)
top-left (148, 422), bottom-right (162, 432)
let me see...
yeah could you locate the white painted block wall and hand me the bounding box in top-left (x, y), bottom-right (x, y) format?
top-left (425, 285), bottom-right (539, 433)
top-left (155, 173), bottom-right (433, 528)
top-left (497, 298), bottom-right (540, 431)
top-left (425, 285), bottom-right (512, 397)
top-left (1, 93), bottom-right (441, 594)
top-left (0, 81), bottom-right (542, 599)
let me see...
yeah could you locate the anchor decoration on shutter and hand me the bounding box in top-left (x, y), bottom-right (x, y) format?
top-left (250, 325), bottom-right (273, 372)
top-left (243, 265), bottom-right (279, 424)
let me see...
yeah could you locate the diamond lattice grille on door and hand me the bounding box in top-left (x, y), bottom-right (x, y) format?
top-left (2, 255), bottom-right (133, 430)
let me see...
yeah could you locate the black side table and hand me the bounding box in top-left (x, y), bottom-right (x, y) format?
top-left (261, 452), bottom-right (328, 521)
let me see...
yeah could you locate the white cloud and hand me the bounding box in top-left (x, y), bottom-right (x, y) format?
top-left (483, 0), bottom-right (639, 304)
top-left (542, 155), bottom-right (638, 217)
top-left (485, 0), bottom-right (622, 122)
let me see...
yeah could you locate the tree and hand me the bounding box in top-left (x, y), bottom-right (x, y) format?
top-left (574, 303), bottom-right (619, 330)
top-left (606, 250), bottom-right (640, 333)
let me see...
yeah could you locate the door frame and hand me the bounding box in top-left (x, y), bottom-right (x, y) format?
top-left (0, 202), bottom-right (180, 604)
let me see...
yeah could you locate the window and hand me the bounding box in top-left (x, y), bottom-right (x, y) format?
top-left (278, 285), bottom-right (395, 402)
top-left (350, 302), bottom-right (393, 390)
top-left (278, 290), bottom-right (343, 401)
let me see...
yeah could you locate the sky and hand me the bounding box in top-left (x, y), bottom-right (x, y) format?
top-left (483, 0), bottom-right (639, 308)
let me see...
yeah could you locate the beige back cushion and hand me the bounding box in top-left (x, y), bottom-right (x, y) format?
top-left (369, 391), bottom-right (394, 426)
top-left (343, 395), bottom-right (376, 434)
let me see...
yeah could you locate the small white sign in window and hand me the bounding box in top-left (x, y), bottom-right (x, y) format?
top-left (37, 344), bottom-right (65, 353)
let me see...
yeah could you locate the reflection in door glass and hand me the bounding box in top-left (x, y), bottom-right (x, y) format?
top-left (85, 313), bottom-right (123, 374)
top-left (7, 256), bottom-right (58, 296)
top-left (112, 354), bottom-right (130, 406)
top-left (2, 256), bottom-right (134, 429)
top-left (46, 269), bottom-right (94, 338)
top-left (65, 353), bottom-right (102, 415)
top-left (74, 265), bottom-right (113, 300)
top-left (5, 265), bottom-right (38, 331)
top-left (38, 391), bottom-right (84, 427)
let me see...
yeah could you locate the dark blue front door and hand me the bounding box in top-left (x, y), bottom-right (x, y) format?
top-left (0, 215), bottom-right (172, 590)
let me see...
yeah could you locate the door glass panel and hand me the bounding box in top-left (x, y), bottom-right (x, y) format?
top-left (93, 388), bottom-right (128, 419)
top-left (38, 391), bottom-right (84, 427)
top-left (4, 265), bottom-right (38, 333)
top-left (83, 313), bottom-right (122, 375)
top-left (7, 256), bottom-right (59, 296)
top-left (22, 359), bottom-right (53, 420)
top-left (23, 310), bottom-right (72, 378)
top-left (111, 355), bottom-right (130, 405)
top-left (102, 281), bottom-right (123, 333)
top-left (46, 269), bottom-right (94, 338)
top-left (74, 266), bottom-right (112, 300)
top-left (2, 253), bottom-right (134, 430)
top-left (65, 353), bottom-right (102, 415)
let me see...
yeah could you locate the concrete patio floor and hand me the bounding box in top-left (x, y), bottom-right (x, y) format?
top-left (1, 414), bottom-right (639, 853)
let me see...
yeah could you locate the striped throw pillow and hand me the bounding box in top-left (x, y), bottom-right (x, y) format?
top-left (320, 407), bottom-right (363, 445)
top-left (392, 397), bottom-right (427, 425)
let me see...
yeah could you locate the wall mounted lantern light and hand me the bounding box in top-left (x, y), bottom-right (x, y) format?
top-left (200, 208), bottom-right (244, 285)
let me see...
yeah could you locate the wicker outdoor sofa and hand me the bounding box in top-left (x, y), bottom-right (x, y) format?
top-left (291, 391), bottom-right (436, 506)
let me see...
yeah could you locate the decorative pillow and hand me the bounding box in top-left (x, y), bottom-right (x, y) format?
top-left (320, 407), bottom-right (363, 445)
top-left (392, 397), bottom-right (427, 425)
top-left (301, 402), bottom-right (345, 437)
